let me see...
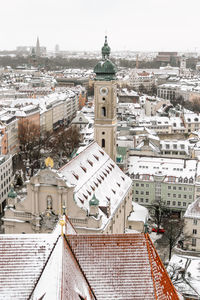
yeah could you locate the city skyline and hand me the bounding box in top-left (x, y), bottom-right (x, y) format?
top-left (0, 0), bottom-right (200, 52)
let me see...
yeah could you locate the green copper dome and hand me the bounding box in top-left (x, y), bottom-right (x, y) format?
top-left (89, 194), bottom-right (99, 206)
top-left (94, 36), bottom-right (117, 81)
top-left (8, 187), bottom-right (17, 199)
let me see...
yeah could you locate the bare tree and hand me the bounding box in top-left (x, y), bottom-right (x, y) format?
top-left (48, 126), bottom-right (81, 167)
top-left (168, 258), bottom-right (200, 298)
top-left (162, 218), bottom-right (184, 260)
top-left (151, 199), bottom-right (169, 233)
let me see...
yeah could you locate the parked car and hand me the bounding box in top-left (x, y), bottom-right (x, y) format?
top-left (152, 228), bottom-right (165, 233)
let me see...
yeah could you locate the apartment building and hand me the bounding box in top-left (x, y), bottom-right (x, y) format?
top-left (157, 84), bottom-right (178, 100)
top-left (183, 197), bottom-right (200, 252)
top-left (128, 156), bottom-right (197, 216)
top-left (0, 155), bottom-right (13, 213)
top-left (0, 113), bottom-right (18, 155)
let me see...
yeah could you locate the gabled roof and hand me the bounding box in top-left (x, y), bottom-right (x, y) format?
top-left (0, 226), bottom-right (179, 299)
top-left (67, 233), bottom-right (179, 300)
top-left (59, 142), bottom-right (132, 227)
top-left (184, 197), bottom-right (200, 219)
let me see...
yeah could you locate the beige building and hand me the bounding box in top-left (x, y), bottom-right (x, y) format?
top-left (93, 36), bottom-right (117, 162)
top-left (0, 155), bottom-right (13, 213)
top-left (183, 197), bottom-right (200, 252)
top-left (3, 142), bottom-right (133, 234)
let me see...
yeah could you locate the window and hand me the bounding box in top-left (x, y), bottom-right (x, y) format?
top-left (178, 194), bottom-right (181, 198)
top-left (189, 195), bottom-right (192, 200)
top-left (142, 174), bottom-right (150, 180)
top-left (178, 202), bottom-right (181, 206)
top-left (136, 183), bottom-right (139, 187)
top-left (167, 201), bottom-right (170, 205)
top-left (193, 229), bottom-right (197, 234)
top-left (146, 184), bottom-right (149, 187)
top-left (136, 191), bottom-right (139, 194)
top-left (184, 195), bottom-right (187, 199)
top-left (168, 193), bottom-right (171, 197)
top-left (168, 176), bottom-right (176, 183)
top-left (135, 198), bottom-right (138, 202)
top-left (193, 219), bottom-right (198, 225)
top-left (168, 186), bottom-right (171, 190)
top-left (183, 202), bottom-right (186, 206)
top-left (179, 186), bottom-right (182, 190)
top-left (192, 238), bottom-right (196, 246)
top-left (101, 139), bottom-right (105, 148)
top-left (173, 194), bottom-right (176, 198)
top-left (141, 191), bottom-right (144, 195)
top-left (172, 201), bottom-right (176, 206)
top-left (101, 107), bottom-right (106, 117)
top-left (140, 198), bottom-right (144, 202)
top-left (141, 184), bottom-right (144, 187)
top-left (145, 199), bottom-right (149, 203)
top-left (173, 186), bottom-right (176, 190)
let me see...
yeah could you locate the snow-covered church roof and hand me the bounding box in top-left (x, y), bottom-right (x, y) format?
top-left (59, 142), bottom-right (132, 227)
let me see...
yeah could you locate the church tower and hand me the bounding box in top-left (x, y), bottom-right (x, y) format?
top-left (93, 36), bottom-right (117, 162)
top-left (35, 36), bottom-right (41, 57)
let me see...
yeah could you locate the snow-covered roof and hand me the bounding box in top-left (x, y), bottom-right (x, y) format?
top-left (169, 254), bottom-right (200, 298)
top-left (128, 202), bottom-right (149, 223)
top-left (128, 156), bottom-right (197, 181)
top-left (59, 142), bottom-right (132, 229)
top-left (184, 197), bottom-right (200, 219)
top-left (67, 233), bottom-right (179, 299)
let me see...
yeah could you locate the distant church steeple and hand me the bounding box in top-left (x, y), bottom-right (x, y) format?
top-left (35, 36), bottom-right (41, 57)
top-left (93, 36), bottom-right (117, 161)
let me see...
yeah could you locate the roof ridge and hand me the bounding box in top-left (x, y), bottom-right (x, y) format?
top-left (64, 235), bottom-right (97, 299)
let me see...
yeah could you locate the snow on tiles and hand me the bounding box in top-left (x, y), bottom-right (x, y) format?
top-left (59, 142), bottom-right (132, 225)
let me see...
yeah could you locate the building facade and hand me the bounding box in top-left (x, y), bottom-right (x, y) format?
top-left (0, 155), bottom-right (13, 213)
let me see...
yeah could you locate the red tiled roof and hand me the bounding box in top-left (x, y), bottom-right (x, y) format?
top-left (62, 238), bottom-right (95, 300)
top-left (0, 234), bottom-right (58, 300)
top-left (67, 233), bottom-right (179, 300)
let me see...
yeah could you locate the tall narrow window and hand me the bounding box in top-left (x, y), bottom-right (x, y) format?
top-left (101, 107), bottom-right (106, 117)
top-left (102, 139), bottom-right (105, 148)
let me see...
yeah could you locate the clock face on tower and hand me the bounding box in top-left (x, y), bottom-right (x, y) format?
top-left (100, 87), bottom-right (108, 96)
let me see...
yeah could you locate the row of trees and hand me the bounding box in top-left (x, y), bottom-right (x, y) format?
top-left (151, 199), bottom-right (184, 261)
top-left (171, 95), bottom-right (200, 113)
top-left (15, 123), bottom-right (81, 177)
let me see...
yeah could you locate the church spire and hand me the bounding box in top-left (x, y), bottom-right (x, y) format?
top-left (101, 36), bottom-right (111, 60)
top-left (36, 36), bottom-right (41, 57)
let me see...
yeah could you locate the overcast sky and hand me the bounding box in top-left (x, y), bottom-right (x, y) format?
top-left (0, 0), bottom-right (200, 52)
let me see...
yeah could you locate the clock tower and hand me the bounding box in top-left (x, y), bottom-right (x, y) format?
top-left (93, 36), bottom-right (117, 161)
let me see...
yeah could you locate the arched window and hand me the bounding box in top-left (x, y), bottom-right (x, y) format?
top-left (102, 139), bottom-right (105, 148)
top-left (101, 107), bottom-right (106, 117)
top-left (47, 195), bottom-right (52, 209)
